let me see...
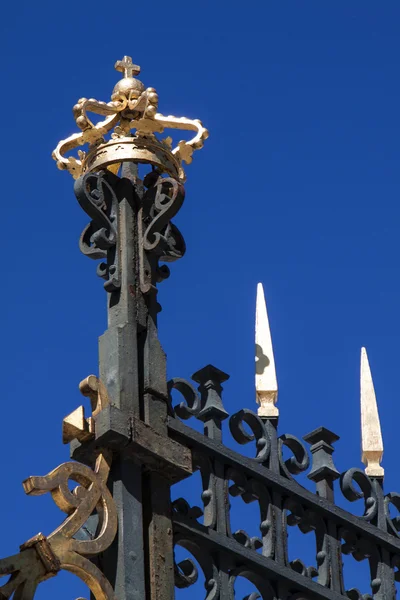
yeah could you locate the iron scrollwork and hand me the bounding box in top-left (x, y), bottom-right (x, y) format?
top-left (229, 409), bottom-right (271, 465)
top-left (139, 174), bottom-right (186, 295)
top-left (167, 363), bottom-right (400, 599)
top-left (340, 468), bottom-right (378, 522)
top-left (279, 434), bottom-right (310, 480)
top-left (168, 378), bottom-right (201, 420)
top-left (74, 171), bottom-right (120, 292)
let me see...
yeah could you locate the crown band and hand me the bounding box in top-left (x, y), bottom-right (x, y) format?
top-left (83, 136), bottom-right (183, 180)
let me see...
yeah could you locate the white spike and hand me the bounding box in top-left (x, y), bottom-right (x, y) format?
top-left (360, 347), bottom-right (384, 477)
top-left (255, 283), bottom-right (278, 417)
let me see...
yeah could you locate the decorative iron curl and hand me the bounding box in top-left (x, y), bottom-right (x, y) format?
top-left (229, 409), bottom-right (271, 464)
top-left (290, 559), bottom-right (318, 580)
top-left (174, 557), bottom-right (199, 589)
top-left (174, 536), bottom-right (219, 600)
top-left (172, 497), bottom-right (203, 521)
top-left (232, 529), bottom-right (263, 552)
top-left (340, 468), bottom-right (377, 521)
top-left (278, 434), bottom-right (310, 479)
top-left (168, 378), bottom-right (201, 420)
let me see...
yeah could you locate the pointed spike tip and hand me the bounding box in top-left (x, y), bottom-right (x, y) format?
top-left (360, 347), bottom-right (384, 477)
top-left (255, 283), bottom-right (278, 418)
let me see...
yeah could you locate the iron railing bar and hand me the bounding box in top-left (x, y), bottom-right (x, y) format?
top-left (173, 516), bottom-right (350, 600)
top-left (168, 417), bottom-right (400, 556)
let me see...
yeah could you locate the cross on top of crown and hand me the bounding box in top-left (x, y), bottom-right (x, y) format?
top-left (114, 56), bottom-right (141, 79)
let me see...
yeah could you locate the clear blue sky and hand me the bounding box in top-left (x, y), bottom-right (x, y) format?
top-left (1, 1), bottom-right (400, 598)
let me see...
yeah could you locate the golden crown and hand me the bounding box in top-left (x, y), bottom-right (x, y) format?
top-left (52, 56), bottom-right (209, 181)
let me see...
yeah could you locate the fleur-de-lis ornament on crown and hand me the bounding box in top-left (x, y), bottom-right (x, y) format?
top-left (52, 56), bottom-right (209, 181)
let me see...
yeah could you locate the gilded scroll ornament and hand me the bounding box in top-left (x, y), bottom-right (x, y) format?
top-left (52, 56), bottom-right (208, 182)
top-left (0, 451), bottom-right (117, 600)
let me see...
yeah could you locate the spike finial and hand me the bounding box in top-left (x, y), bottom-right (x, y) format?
top-left (255, 283), bottom-right (278, 417)
top-left (360, 347), bottom-right (384, 477)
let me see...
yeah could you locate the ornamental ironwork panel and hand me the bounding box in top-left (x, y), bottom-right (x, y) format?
top-left (169, 381), bottom-right (400, 600)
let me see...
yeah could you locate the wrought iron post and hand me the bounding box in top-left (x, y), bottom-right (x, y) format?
top-left (69, 151), bottom-right (196, 600)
